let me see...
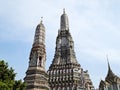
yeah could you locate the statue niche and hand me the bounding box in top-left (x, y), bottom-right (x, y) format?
top-left (38, 56), bottom-right (42, 67)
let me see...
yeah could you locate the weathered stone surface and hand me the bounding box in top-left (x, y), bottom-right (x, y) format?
top-left (48, 10), bottom-right (94, 90)
top-left (24, 10), bottom-right (94, 90)
top-left (24, 20), bottom-right (50, 90)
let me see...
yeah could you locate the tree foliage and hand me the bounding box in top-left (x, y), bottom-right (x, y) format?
top-left (0, 60), bottom-right (26, 90)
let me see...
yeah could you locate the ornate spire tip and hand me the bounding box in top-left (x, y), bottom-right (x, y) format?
top-left (40, 17), bottom-right (43, 23)
top-left (106, 54), bottom-right (111, 70)
top-left (106, 54), bottom-right (109, 62)
top-left (63, 8), bottom-right (65, 14)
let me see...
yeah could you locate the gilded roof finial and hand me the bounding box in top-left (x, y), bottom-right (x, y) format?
top-left (105, 55), bottom-right (116, 81)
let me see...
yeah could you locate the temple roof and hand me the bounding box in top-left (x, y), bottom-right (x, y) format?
top-left (105, 59), bottom-right (120, 83)
top-left (99, 80), bottom-right (106, 87)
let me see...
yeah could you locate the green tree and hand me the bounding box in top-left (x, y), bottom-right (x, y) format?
top-left (0, 60), bottom-right (26, 90)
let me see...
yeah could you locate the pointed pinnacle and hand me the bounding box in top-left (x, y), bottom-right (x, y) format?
top-left (40, 17), bottom-right (43, 23)
top-left (106, 55), bottom-right (111, 71)
top-left (63, 8), bottom-right (65, 14)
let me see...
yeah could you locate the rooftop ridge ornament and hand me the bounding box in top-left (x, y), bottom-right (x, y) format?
top-left (106, 54), bottom-right (111, 71)
top-left (106, 55), bottom-right (109, 65)
top-left (99, 56), bottom-right (120, 89)
top-left (106, 54), bottom-right (116, 79)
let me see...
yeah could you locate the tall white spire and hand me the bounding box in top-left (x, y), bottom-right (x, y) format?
top-left (60, 9), bottom-right (69, 30)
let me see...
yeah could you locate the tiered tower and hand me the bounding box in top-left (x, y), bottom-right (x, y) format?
top-left (24, 19), bottom-right (50, 90)
top-left (48, 10), bottom-right (94, 90)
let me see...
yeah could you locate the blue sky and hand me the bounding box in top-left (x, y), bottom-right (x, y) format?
top-left (0, 0), bottom-right (120, 88)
